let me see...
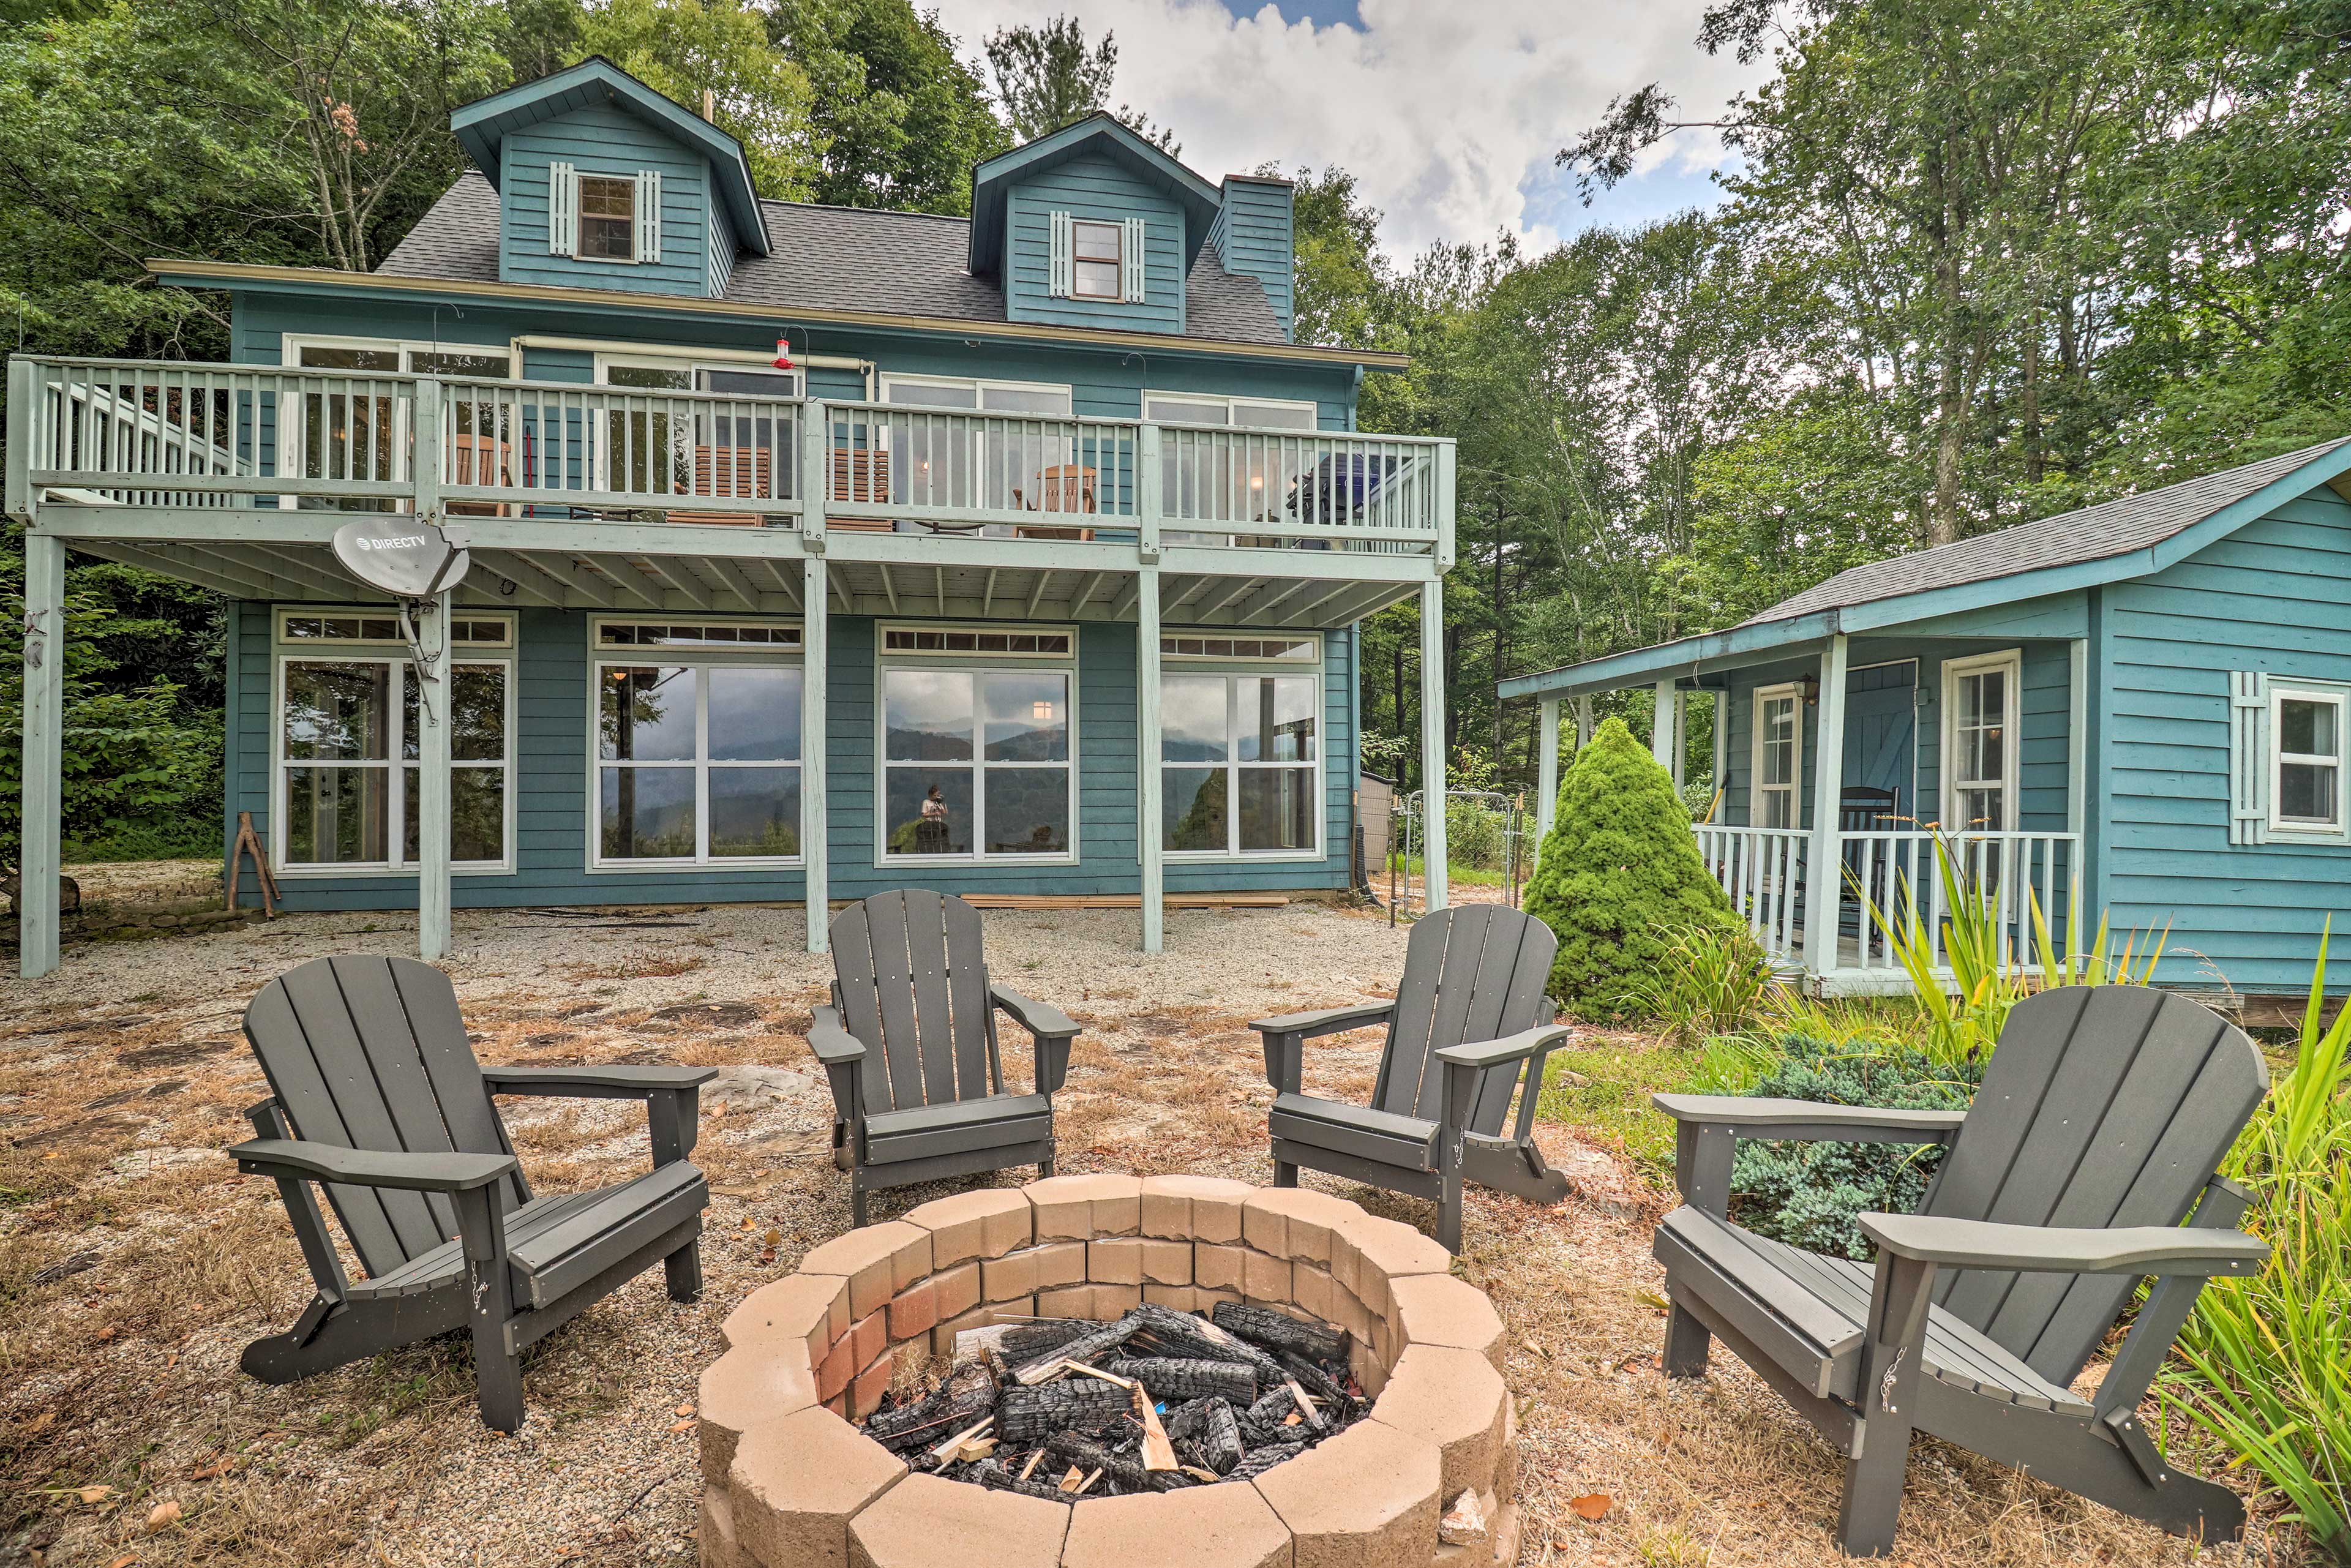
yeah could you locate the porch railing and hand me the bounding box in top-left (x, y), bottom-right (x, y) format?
top-left (1695, 823), bottom-right (2081, 977)
top-left (10, 356), bottom-right (1454, 557)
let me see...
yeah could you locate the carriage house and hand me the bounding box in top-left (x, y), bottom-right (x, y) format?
top-left (1503, 438), bottom-right (2351, 1002)
top-left (7, 59), bottom-right (1460, 978)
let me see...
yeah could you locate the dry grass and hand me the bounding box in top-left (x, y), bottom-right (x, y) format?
top-left (0, 899), bottom-right (2317, 1567)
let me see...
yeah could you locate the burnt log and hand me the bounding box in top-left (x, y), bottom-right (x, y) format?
top-left (1103, 1357), bottom-right (1256, 1405)
top-left (1212, 1301), bottom-right (1346, 1362)
top-left (1010, 1311), bottom-right (1144, 1384)
top-left (1128, 1303), bottom-right (1287, 1383)
top-left (1198, 1398), bottom-right (1243, 1474)
top-left (970, 1458), bottom-right (1078, 1502)
top-left (1044, 1431), bottom-right (1191, 1495)
top-left (865, 1361), bottom-right (999, 1452)
top-left (999, 1378), bottom-right (1134, 1443)
top-left (1000, 1319), bottom-right (1099, 1360)
top-left (1229, 1435), bottom-right (1310, 1480)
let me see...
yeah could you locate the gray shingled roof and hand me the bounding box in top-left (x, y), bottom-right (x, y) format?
top-left (375, 172), bottom-right (1288, 347)
top-left (1745, 437), bottom-right (2351, 625)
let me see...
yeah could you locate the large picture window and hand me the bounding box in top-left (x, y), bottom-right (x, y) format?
top-left (280, 337), bottom-right (517, 512)
top-left (274, 613), bottom-right (512, 873)
top-left (593, 620), bottom-right (803, 866)
top-left (880, 628), bottom-right (1075, 861)
top-left (1161, 643), bottom-right (1321, 858)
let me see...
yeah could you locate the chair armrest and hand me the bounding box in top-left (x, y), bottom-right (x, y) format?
top-left (1248, 1001), bottom-right (1395, 1041)
top-left (991, 983), bottom-right (1079, 1040)
top-left (482, 1064), bottom-right (719, 1099)
top-left (1652, 1094), bottom-right (1970, 1144)
top-left (229, 1138), bottom-right (516, 1193)
top-left (1436, 1023), bottom-right (1575, 1070)
top-left (1858, 1214), bottom-right (2270, 1276)
top-left (808, 1005), bottom-right (866, 1066)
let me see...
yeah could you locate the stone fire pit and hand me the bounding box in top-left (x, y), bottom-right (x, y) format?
top-left (696, 1174), bottom-right (1521, 1568)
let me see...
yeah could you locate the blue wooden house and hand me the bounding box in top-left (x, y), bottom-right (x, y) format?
top-left (1502, 438), bottom-right (2351, 1002)
top-left (7, 60), bottom-right (1460, 978)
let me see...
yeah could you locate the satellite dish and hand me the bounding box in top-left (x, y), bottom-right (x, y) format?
top-left (332, 516), bottom-right (471, 601)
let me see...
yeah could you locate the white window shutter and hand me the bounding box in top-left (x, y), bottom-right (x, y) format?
top-left (2229, 670), bottom-right (2269, 845)
top-left (636, 170), bottom-right (662, 263)
top-left (549, 161), bottom-right (576, 255)
top-left (1122, 217), bottom-right (1147, 302)
top-left (1049, 210), bottom-right (1072, 297)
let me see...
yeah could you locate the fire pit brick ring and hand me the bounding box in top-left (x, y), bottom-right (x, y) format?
top-left (698, 1175), bottom-right (1521, 1568)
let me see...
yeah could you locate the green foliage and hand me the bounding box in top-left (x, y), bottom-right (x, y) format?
top-left (582, 0), bottom-right (822, 198)
top-left (1535, 1035), bottom-right (1707, 1174)
top-left (1523, 716), bottom-right (1738, 1022)
top-left (2169, 929), bottom-right (2351, 1562)
top-left (1629, 922), bottom-right (1777, 1045)
top-left (1729, 1037), bottom-right (1984, 1261)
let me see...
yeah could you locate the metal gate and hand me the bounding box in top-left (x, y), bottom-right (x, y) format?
top-left (1386, 788), bottom-right (1530, 923)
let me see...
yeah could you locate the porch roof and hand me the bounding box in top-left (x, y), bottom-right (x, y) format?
top-left (1501, 437), bottom-right (2351, 702)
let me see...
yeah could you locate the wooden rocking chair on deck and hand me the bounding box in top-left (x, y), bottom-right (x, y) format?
top-left (1651, 985), bottom-right (2270, 1556)
top-left (227, 956), bottom-right (716, 1432)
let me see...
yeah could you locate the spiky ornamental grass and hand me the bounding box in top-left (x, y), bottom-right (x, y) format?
top-left (1523, 715), bottom-right (1739, 1023)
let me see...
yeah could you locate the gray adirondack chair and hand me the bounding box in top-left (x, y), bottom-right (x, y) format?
top-left (1250, 905), bottom-right (1575, 1253)
top-left (809, 890), bottom-right (1081, 1225)
top-left (227, 955), bottom-right (715, 1432)
top-left (1653, 985), bottom-right (2271, 1556)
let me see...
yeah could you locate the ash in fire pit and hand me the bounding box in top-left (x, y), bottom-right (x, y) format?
top-left (858, 1301), bottom-right (1365, 1499)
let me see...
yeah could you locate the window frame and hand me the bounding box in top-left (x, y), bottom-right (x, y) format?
top-left (585, 615), bottom-right (808, 872)
top-left (574, 172), bottom-right (640, 264)
top-left (2267, 680), bottom-right (2350, 838)
top-left (1158, 636), bottom-right (1326, 863)
top-left (874, 623), bottom-right (1081, 868)
top-left (276, 336), bottom-right (522, 512)
top-left (269, 607), bottom-right (517, 878)
top-left (1749, 682), bottom-right (1802, 831)
top-left (1940, 648), bottom-right (2022, 835)
top-left (590, 350), bottom-right (808, 399)
top-left (876, 373), bottom-right (1076, 416)
top-left (1141, 392), bottom-right (1321, 432)
top-left (1070, 219), bottom-right (1125, 301)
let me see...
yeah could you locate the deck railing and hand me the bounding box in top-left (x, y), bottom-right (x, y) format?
top-left (10, 356), bottom-right (1453, 557)
top-left (1695, 823), bottom-right (2080, 977)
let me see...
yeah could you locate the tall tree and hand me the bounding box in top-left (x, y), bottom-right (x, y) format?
top-left (983, 14), bottom-right (1175, 150)
top-left (769, 0), bottom-right (1009, 213)
top-left (580, 0), bottom-right (823, 198)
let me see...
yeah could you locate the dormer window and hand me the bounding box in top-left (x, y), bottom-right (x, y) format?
top-left (548, 162), bottom-right (662, 264)
top-left (578, 175), bottom-right (637, 260)
top-left (1072, 221), bottom-right (1123, 299)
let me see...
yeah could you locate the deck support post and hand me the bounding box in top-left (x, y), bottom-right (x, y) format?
top-left (18, 528), bottom-right (65, 978)
top-left (1138, 565), bottom-right (1164, 953)
top-left (1535, 697), bottom-right (1561, 856)
top-left (1802, 634), bottom-right (1851, 980)
top-left (1419, 575), bottom-right (1447, 912)
top-left (415, 589), bottom-right (453, 962)
top-left (803, 553), bottom-right (829, 955)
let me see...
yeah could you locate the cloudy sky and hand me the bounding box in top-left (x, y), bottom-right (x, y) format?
top-left (926, 0), bottom-right (1772, 258)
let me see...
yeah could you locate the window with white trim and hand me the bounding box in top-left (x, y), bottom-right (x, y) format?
top-left (280, 337), bottom-right (517, 512)
top-left (273, 612), bottom-right (514, 873)
top-left (1161, 637), bottom-right (1322, 858)
top-left (879, 627), bottom-right (1075, 861)
top-left (1072, 220), bottom-right (1123, 300)
top-left (1942, 650), bottom-right (2020, 832)
top-left (2271, 683), bottom-right (2347, 833)
top-left (578, 174), bottom-right (637, 260)
top-left (591, 353), bottom-right (805, 503)
top-left (593, 620), bottom-right (803, 866)
top-left (1751, 685), bottom-right (1799, 829)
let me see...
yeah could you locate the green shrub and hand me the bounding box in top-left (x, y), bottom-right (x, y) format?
top-left (1629, 921), bottom-right (1777, 1044)
top-left (1523, 716), bottom-right (1737, 1022)
top-left (1730, 1035), bottom-right (1982, 1260)
top-left (2168, 934), bottom-right (2351, 1562)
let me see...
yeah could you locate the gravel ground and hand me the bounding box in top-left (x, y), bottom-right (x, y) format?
top-left (0, 898), bottom-right (2297, 1567)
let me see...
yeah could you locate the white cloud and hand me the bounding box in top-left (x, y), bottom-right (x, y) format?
top-left (925, 0), bottom-right (1769, 257)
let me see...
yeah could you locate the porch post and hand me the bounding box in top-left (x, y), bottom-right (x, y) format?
top-left (1575, 695), bottom-right (1592, 747)
top-left (1138, 566), bottom-right (1163, 953)
top-left (1709, 690), bottom-right (1728, 820)
top-left (1419, 576), bottom-right (1447, 912)
top-left (1535, 697), bottom-right (1561, 852)
top-left (1652, 678), bottom-right (1676, 773)
top-left (2067, 638), bottom-right (2087, 839)
top-left (1802, 634), bottom-right (1851, 978)
top-left (415, 590), bottom-right (453, 962)
top-left (18, 530), bottom-right (66, 979)
top-left (803, 554), bottom-right (829, 955)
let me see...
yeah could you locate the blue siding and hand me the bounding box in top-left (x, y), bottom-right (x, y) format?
top-left (498, 102), bottom-right (714, 298)
top-left (228, 610), bottom-right (1356, 911)
top-left (2098, 489), bottom-right (2351, 994)
top-left (1213, 178), bottom-right (1294, 341)
top-left (1003, 154), bottom-right (1185, 334)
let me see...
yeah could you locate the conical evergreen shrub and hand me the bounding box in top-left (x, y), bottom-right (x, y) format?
top-left (1524, 715), bottom-right (1738, 1022)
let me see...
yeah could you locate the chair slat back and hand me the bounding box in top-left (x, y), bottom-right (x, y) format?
top-left (242, 955), bottom-right (522, 1281)
top-left (1924, 985), bottom-right (2267, 1383)
top-left (1374, 906), bottom-right (1559, 1133)
top-left (830, 890), bottom-right (998, 1113)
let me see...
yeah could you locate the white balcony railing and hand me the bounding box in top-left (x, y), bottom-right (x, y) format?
top-left (10, 357), bottom-right (1454, 557)
top-left (1695, 823), bottom-right (2081, 977)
